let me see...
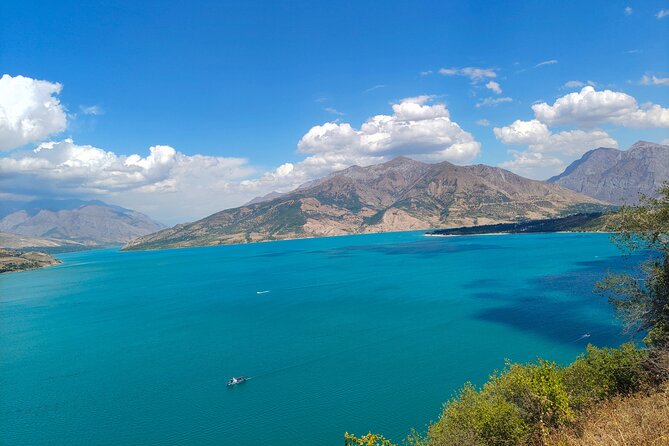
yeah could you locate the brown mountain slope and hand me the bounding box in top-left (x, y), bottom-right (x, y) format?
top-left (124, 157), bottom-right (607, 250)
top-left (548, 140), bottom-right (669, 205)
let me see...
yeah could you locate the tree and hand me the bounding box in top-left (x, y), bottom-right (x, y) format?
top-left (598, 184), bottom-right (669, 348)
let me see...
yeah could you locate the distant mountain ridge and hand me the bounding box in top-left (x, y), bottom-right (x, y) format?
top-left (548, 141), bottom-right (669, 205)
top-left (124, 157), bottom-right (606, 250)
top-left (0, 200), bottom-right (165, 246)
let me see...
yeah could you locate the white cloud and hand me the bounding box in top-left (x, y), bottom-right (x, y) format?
top-left (625, 6), bottom-right (633, 15)
top-left (476, 97), bottom-right (512, 108)
top-left (476, 119), bottom-right (490, 126)
top-left (438, 67), bottom-right (496, 82)
top-left (498, 152), bottom-right (565, 178)
top-left (0, 74), bottom-right (68, 151)
top-left (324, 107), bottom-right (345, 116)
top-left (494, 119), bottom-right (618, 178)
top-left (497, 85), bottom-right (669, 178)
top-left (564, 80), bottom-right (585, 88)
top-left (0, 139), bottom-right (254, 223)
top-left (485, 81), bottom-right (502, 94)
top-left (640, 74), bottom-right (669, 86)
top-left (532, 86), bottom-right (669, 128)
top-left (535, 60), bottom-right (558, 68)
top-left (657, 9), bottom-right (669, 18)
top-left (0, 96), bottom-right (481, 222)
top-left (297, 96), bottom-right (480, 166)
top-left (80, 105), bottom-right (103, 115)
top-left (420, 70), bottom-right (433, 76)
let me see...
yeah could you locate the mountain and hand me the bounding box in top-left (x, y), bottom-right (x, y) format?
top-left (244, 191), bottom-right (285, 206)
top-left (548, 141), bottom-right (669, 205)
top-left (0, 200), bottom-right (165, 245)
top-left (0, 231), bottom-right (86, 249)
top-left (124, 157), bottom-right (606, 250)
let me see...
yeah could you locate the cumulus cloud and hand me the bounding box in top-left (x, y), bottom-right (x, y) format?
top-left (297, 95), bottom-right (479, 164)
top-left (625, 6), bottom-right (633, 16)
top-left (243, 96), bottom-right (481, 193)
top-left (485, 81), bottom-right (502, 94)
top-left (496, 85), bottom-right (669, 178)
top-left (640, 74), bottom-right (669, 86)
top-left (490, 86), bottom-right (669, 178)
top-left (657, 9), bottom-right (669, 18)
top-left (438, 67), bottom-right (496, 82)
top-left (535, 60), bottom-right (558, 68)
top-left (0, 139), bottom-right (254, 223)
top-left (0, 74), bottom-right (68, 151)
top-left (0, 96), bottom-right (481, 222)
top-left (495, 119), bottom-right (618, 178)
top-left (532, 86), bottom-right (669, 128)
top-left (476, 97), bottom-right (512, 108)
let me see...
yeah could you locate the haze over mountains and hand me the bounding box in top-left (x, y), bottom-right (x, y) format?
top-left (124, 157), bottom-right (605, 250)
top-left (0, 199), bottom-right (165, 247)
top-left (548, 141), bottom-right (669, 205)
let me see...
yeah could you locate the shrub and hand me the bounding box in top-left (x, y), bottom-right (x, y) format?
top-left (428, 382), bottom-right (528, 446)
top-left (564, 343), bottom-right (649, 409)
top-left (486, 360), bottom-right (574, 439)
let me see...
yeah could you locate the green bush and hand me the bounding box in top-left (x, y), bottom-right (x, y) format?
top-left (564, 343), bottom-right (648, 408)
top-left (487, 360), bottom-right (574, 429)
top-left (350, 344), bottom-right (657, 446)
top-left (428, 383), bottom-right (529, 446)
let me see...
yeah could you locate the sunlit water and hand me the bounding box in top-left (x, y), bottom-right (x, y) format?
top-left (0, 232), bottom-right (640, 445)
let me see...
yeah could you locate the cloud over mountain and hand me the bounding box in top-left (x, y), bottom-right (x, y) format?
top-left (496, 86), bottom-right (669, 178)
top-left (532, 86), bottom-right (669, 127)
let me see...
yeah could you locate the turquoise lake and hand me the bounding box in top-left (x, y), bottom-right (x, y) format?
top-left (0, 232), bottom-right (641, 445)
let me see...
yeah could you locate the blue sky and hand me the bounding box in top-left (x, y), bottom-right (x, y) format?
top-left (1, 0), bottom-right (668, 222)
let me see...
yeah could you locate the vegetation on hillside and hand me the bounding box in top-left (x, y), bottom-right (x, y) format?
top-left (0, 248), bottom-right (61, 273)
top-left (346, 185), bottom-right (669, 446)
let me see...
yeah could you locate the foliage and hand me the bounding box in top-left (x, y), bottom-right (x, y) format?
top-left (344, 432), bottom-right (397, 446)
top-left (564, 343), bottom-right (649, 408)
top-left (424, 345), bottom-right (650, 446)
top-left (427, 382), bottom-right (528, 446)
top-left (598, 183), bottom-right (669, 347)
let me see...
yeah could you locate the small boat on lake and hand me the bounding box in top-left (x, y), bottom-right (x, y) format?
top-left (227, 376), bottom-right (248, 386)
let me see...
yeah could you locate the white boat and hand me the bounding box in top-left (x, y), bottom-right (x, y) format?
top-left (227, 376), bottom-right (248, 386)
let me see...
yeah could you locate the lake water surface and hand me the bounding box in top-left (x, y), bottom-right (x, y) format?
top-left (0, 232), bottom-right (639, 445)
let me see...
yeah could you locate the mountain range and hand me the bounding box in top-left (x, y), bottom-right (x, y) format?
top-left (0, 199), bottom-right (165, 247)
top-left (124, 157), bottom-right (606, 250)
top-left (548, 141), bottom-right (669, 205)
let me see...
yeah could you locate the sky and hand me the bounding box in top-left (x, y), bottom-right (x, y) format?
top-left (1, 0), bottom-right (669, 224)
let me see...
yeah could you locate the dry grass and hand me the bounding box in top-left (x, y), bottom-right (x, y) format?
top-left (551, 386), bottom-right (669, 446)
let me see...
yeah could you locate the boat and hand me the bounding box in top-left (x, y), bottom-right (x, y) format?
top-left (227, 376), bottom-right (248, 386)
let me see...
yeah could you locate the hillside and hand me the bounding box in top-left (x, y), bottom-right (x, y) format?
top-left (124, 157), bottom-right (606, 250)
top-left (548, 140), bottom-right (669, 205)
top-left (425, 212), bottom-right (609, 236)
top-left (0, 200), bottom-right (165, 245)
top-left (0, 248), bottom-right (61, 274)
